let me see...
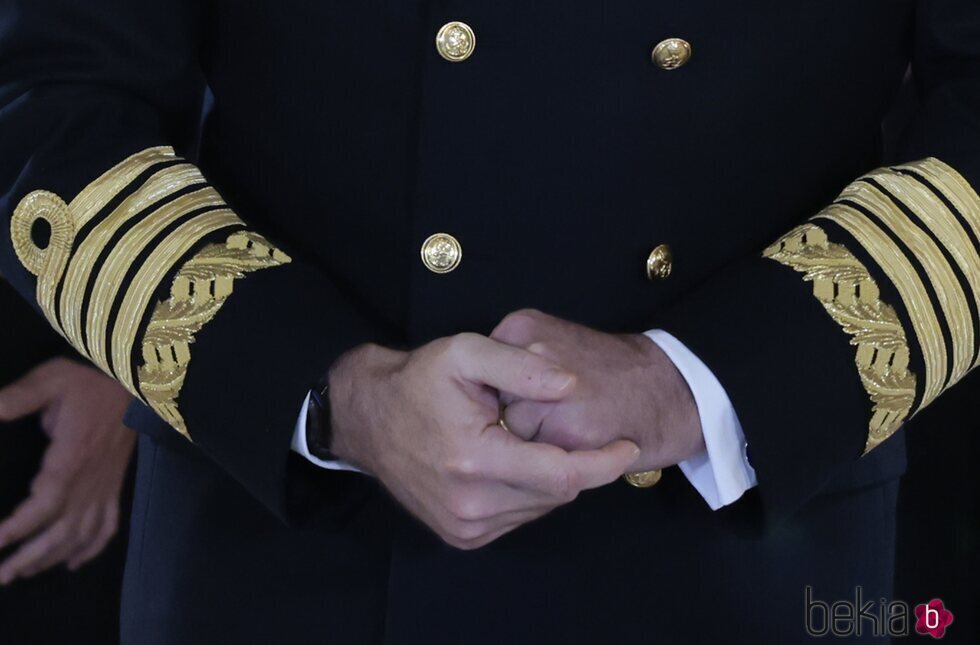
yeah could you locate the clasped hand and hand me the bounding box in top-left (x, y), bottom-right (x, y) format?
top-left (329, 310), bottom-right (702, 550)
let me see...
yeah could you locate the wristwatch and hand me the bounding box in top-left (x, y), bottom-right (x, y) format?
top-left (305, 373), bottom-right (339, 461)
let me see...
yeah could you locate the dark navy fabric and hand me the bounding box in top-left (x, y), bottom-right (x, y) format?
top-left (1, 1), bottom-right (978, 643)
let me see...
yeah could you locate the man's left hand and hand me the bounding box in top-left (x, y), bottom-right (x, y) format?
top-left (492, 310), bottom-right (704, 472)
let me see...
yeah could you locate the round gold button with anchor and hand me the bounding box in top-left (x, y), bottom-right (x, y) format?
top-left (646, 244), bottom-right (674, 281)
top-left (624, 470), bottom-right (663, 488)
top-left (421, 233), bottom-right (463, 274)
top-left (652, 38), bottom-right (692, 71)
top-left (436, 22), bottom-right (476, 62)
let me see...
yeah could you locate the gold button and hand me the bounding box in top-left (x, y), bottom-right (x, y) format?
top-left (421, 233), bottom-right (462, 274)
top-left (624, 470), bottom-right (663, 488)
top-left (436, 22), bottom-right (476, 62)
top-left (652, 38), bottom-right (692, 70)
top-left (646, 244), bottom-right (673, 281)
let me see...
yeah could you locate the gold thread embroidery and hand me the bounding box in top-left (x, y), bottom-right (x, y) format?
top-left (60, 163), bottom-right (205, 360)
top-left (815, 205), bottom-right (946, 409)
top-left (764, 224), bottom-right (916, 452)
top-left (138, 231), bottom-right (292, 438)
top-left (69, 147), bottom-right (177, 230)
top-left (866, 170), bottom-right (980, 374)
top-left (909, 158), bottom-right (980, 245)
top-left (876, 169), bottom-right (980, 327)
top-left (10, 191), bottom-right (76, 335)
top-left (839, 180), bottom-right (974, 387)
top-left (893, 158), bottom-right (980, 374)
top-left (112, 209), bottom-right (243, 393)
top-left (86, 188), bottom-right (227, 377)
top-left (10, 148), bottom-right (292, 440)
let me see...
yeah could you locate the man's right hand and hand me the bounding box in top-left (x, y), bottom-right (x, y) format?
top-left (328, 333), bottom-right (639, 550)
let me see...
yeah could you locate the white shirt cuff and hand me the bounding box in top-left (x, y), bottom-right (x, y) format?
top-left (291, 392), bottom-right (364, 473)
top-left (645, 329), bottom-right (757, 510)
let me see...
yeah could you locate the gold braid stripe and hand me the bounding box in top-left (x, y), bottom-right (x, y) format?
top-left (838, 181), bottom-right (973, 387)
top-left (138, 231), bottom-right (291, 438)
top-left (766, 158), bottom-right (980, 453)
top-left (892, 158), bottom-right (980, 376)
top-left (60, 163), bottom-right (205, 361)
top-left (10, 148), bottom-right (292, 440)
top-left (815, 204), bottom-right (945, 409)
top-left (909, 158), bottom-right (980, 245)
top-left (70, 147), bottom-right (177, 230)
top-left (764, 224), bottom-right (916, 452)
top-left (864, 169), bottom-right (979, 379)
top-left (88, 188), bottom-right (227, 378)
top-left (114, 209), bottom-right (244, 393)
top-left (11, 147), bottom-right (180, 338)
top-left (872, 169), bottom-right (980, 340)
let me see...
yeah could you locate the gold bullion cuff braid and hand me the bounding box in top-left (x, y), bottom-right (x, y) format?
top-left (764, 224), bottom-right (916, 453)
top-left (764, 158), bottom-right (980, 453)
top-left (10, 147), bottom-right (292, 439)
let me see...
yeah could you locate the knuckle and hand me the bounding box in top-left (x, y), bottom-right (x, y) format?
top-left (494, 309), bottom-right (542, 342)
top-left (511, 308), bottom-right (544, 322)
top-left (449, 520), bottom-right (484, 545)
top-left (446, 456), bottom-right (481, 481)
top-left (445, 491), bottom-right (479, 521)
top-left (358, 343), bottom-right (388, 365)
top-left (456, 498), bottom-right (488, 522)
top-left (448, 332), bottom-right (479, 355)
top-left (433, 334), bottom-right (475, 365)
top-left (526, 341), bottom-right (552, 358)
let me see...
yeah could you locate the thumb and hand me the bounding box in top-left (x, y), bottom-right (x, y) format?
top-left (565, 439), bottom-right (641, 491)
top-left (0, 368), bottom-right (55, 423)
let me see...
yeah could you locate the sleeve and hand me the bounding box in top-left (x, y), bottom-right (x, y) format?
top-left (652, 0), bottom-right (980, 521)
top-left (646, 330), bottom-right (758, 510)
top-left (291, 393), bottom-right (364, 473)
top-left (0, 1), bottom-right (393, 517)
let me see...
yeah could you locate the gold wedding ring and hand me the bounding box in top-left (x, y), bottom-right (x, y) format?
top-left (497, 401), bottom-right (511, 433)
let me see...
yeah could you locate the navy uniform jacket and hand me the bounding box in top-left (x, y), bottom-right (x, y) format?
top-left (1, 1), bottom-right (978, 643)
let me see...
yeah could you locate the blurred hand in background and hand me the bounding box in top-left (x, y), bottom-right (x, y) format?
top-left (0, 358), bottom-right (134, 584)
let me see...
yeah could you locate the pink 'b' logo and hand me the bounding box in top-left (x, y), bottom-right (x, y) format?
top-left (914, 599), bottom-right (954, 639)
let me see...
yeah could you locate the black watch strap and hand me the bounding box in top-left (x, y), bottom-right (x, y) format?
top-left (305, 374), bottom-right (339, 461)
